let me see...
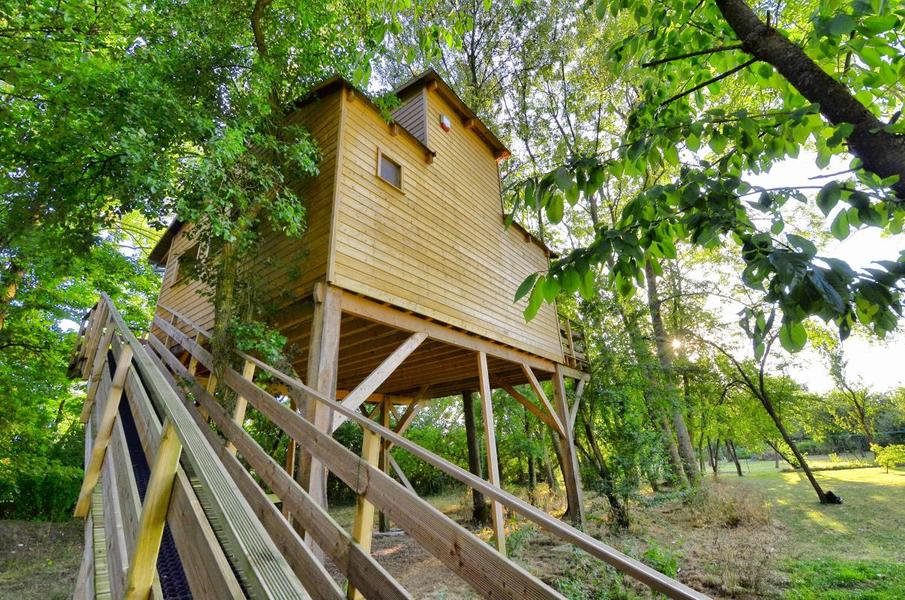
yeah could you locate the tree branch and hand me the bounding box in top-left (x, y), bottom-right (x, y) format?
top-left (660, 58), bottom-right (757, 107)
top-left (642, 44), bottom-right (744, 68)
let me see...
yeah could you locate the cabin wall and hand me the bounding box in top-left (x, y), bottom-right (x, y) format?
top-left (330, 89), bottom-right (564, 362)
top-left (151, 92), bottom-right (342, 336)
top-left (392, 90), bottom-right (428, 146)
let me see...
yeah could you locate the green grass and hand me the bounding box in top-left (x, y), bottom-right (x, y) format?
top-left (716, 458), bottom-right (905, 598)
top-left (785, 560), bottom-right (905, 599)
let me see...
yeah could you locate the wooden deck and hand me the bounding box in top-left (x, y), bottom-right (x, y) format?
top-left (70, 295), bottom-right (707, 600)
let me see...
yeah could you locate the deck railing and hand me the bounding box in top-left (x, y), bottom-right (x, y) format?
top-left (71, 294), bottom-right (708, 600)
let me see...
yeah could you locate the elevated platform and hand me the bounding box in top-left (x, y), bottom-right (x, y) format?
top-left (69, 294), bottom-right (706, 600)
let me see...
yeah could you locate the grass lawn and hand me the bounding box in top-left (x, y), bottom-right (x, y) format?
top-left (716, 457), bottom-right (905, 599)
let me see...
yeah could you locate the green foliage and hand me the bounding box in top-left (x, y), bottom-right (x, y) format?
top-left (641, 540), bottom-right (680, 578)
top-left (511, 0), bottom-right (905, 351)
top-left (871, 444), bottom-right (905, 473)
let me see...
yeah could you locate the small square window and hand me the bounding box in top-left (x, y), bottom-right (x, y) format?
top-left (377, 149), bottom-right (403, 190)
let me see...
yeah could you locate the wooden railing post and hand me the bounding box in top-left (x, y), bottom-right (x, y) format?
top-left (80, 321), bottom-right (116, 424)
top-left (124, 418), bottom-right (183, 599)
top-left (347, 425), bottom-right (381, 600)
top-left (477, 351), bottom-right (506, 556)
top-left (226, 360), bottom-right (256, 454)
top-left (74, 342), bottom-right (134, 517)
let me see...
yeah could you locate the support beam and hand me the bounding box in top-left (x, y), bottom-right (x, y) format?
top-left (80, 324), bottom-right (116, 423)
top-left (348, 426), bottom-right (381, 600)
top-left (331, 331), bottom-right (427, 431)
top-left (521, 364), bottom-right (566, 438)
top-left (226, 360), bottom-right (256, 454)
top-left (501, 383), bottom-right (564, 438)
top-left (553, 366), bottom-right (585, 528)
top-left (387, 453), bottom-right (415, 493)
top-left (378, 399), bottom-right (391, 532)
top-left (124, 419), bottom-right (182, 599)
top-left (477, 352), bottom-right (506, 556)
top-left (74, 343), bottom-right (134, 517)
top-left (569, 376), bottom-right (589, 431)
top-left (300, 284), bottom-right (342, 542)
top-left (339, 289), bottom-right (558, 373)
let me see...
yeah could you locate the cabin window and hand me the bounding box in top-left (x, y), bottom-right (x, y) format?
top-left (173, 243), bottom-right (200, 286)
top-left (376, 149), bottom-right (403, 190)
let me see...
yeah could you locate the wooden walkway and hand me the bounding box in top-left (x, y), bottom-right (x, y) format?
top-left (69, 294), bottom-right (708, 599)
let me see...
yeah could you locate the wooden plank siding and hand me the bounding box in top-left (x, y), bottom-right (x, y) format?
top-left (330, 87), bottom-right (564, 362)
top-left (150, 77), bottom-right (564, 368)
top-left (391, 90), bottom-right (428, 145)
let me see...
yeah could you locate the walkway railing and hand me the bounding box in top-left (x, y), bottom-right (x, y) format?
top-left (72, 294), bottom-right (709, 600)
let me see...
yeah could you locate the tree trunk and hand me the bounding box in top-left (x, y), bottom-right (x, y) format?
top-left (759, 395), bottom-right (830, 503)
top-left (727, 440), bottom-right (743, 477)
top-left (0, 262), bottom-right (23, 332)
top-left (715, 0), bottom-right (905, 198)
top-left (524, 407), bottom-right (537, 504)
top-left (580, 409), bottom-right (629, 529)
top-left (463, 391), bottom-right (490, 525)
top-left (645, 262), bottom-right (700, 483)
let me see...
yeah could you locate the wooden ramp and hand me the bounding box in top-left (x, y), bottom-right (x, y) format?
top-left (69, 294), bottom-right (708, 600)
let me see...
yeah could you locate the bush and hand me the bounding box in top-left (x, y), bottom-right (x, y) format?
top-left (0, 455), bottom-right (83, 521)
top-left (871, 444), bottom-right (905, 473)
top-left (686, 482), bottom-right (770, 529)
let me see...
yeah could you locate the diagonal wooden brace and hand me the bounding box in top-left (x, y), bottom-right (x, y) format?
top-left (74, 342), bottom-right (134, 517)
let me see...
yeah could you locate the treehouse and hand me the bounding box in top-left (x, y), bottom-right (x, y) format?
top-left (63, 72), bottom-right (712, 600)
top-left (147, 70), bottom-right (590, 519)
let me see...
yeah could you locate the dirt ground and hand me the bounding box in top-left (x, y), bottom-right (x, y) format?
top-left (0, 519), bottom-right (84, 600)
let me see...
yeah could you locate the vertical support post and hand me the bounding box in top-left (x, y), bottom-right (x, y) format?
top-left (124, 419), bottom-right (183, 599)
top-left (297, 284), bottom-right (341, 548)
top-left (80, 302), bottom-right (109, 379)
top-left (283, 393), bottom-right (299, 519)
top-left (80, 322), bottom-right (116, 424)
top-left (476, 351), bottom-right (506, 556)
top-left (377, 399), bottom-right (391, 532)
top-left (226, 360), bottom-right (256, 454)
top-left (347, 426), bottom-right (381, 600)
top-left (74, 342), bottom-right (134, 517)
top-left (553, 365), bottom-right (585, 528)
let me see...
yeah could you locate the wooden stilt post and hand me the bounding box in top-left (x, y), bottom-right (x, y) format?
top-left (226, 360), bottom-right (256, 454)
top-left (74, 342), bottom-right (134, 517)
top-left (378, 398), bottom-right (391, 532)
top-left (347, 426), bottom-right (381, 600)
top-left (124, 418), bottom-right (183, 599)
top-left (477, 351), bottom-right (506, 556)
top-left (283, 393), bottom-right (299, 519)
top-left (298, 284), bottom-right (342, 549)
top-left (553, 365), bottom-right (585, 528)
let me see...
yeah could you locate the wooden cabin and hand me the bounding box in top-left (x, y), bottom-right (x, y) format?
top-left (147, 70), bottom-right (588, 537)
top-left (68, 71), bottom-right (705, 600)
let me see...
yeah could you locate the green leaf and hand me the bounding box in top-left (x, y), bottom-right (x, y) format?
top-left (579, 269), bottom-right (596, 300)
top-left (562, 269), bottom-right (580, 294)
top-left (828, 14), bottom-right (856, 36)
top-left (786, 233), bottom-right (817, 257)
top-left (514, 272), bottom-right (539, 302)
top-left (524, 284), bottom-right (544, 321)
top-left (546, 194), bottom-right (564, 224)
top-left (831, 210), bottom-right (850, 239)
top-left (861, 14), bottom-right (897, 35)
top-left (816, 181), bottom-right (841, 216)
top-left (542, 276), bottom-right (560, 302)
top-left (779, 320), bottom-right (808, 353)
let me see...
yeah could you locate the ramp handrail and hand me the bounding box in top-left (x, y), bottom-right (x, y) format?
top-left (154, 302), bottom-right (710, 600)
top-left (74, 295), bottom-right (308, 599)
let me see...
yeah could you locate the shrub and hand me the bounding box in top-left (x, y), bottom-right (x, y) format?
top-left (871, 444), bottom-right (905, 473)
top-left (0, 455), bottom-right (83, 521)
top-left (686, 482), bottom-right (770, 529)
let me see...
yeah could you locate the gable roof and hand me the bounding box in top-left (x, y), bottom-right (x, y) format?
top-left (394, 69), bottom-right (510, 160)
